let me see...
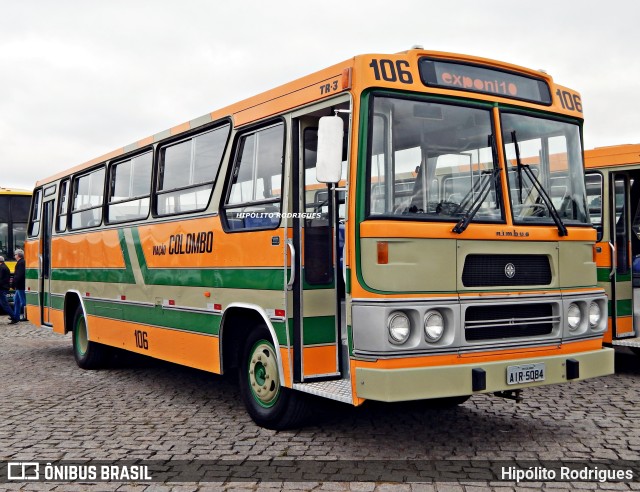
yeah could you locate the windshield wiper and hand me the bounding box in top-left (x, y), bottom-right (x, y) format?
top-left (452, 167), bottom-right (499, 234)
top-left (453, 135), bottom-right (501, 234)
top-left (510, 131), bottom-right (568, 237)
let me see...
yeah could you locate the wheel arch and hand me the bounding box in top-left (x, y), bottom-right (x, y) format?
top-left (63, 290), bottom-right (88, 336)
top-left (219, 303), bottom-right (286, 383)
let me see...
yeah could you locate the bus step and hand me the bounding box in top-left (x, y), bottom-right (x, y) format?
top-left (612, 336), bottom-right (640, 348)
top-left (293, 378), bottom-right (352, 404)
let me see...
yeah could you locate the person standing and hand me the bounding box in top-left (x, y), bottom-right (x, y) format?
top-left (0, 256), bottom-right (18, 323)
top-left (12, 249), bottom-right (25, 323)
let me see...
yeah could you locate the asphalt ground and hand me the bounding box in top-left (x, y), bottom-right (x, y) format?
top-left (1, 320), bottom-right (639, 491)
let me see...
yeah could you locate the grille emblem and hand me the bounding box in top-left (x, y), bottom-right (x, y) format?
top-left (504, 263), bottom-right (516, 278)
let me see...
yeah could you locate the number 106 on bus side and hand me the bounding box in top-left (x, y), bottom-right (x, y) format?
top-left (507, 363), bottom-right (545, 385)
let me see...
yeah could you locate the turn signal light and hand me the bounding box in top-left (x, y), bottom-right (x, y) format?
top-left (377, 241), bottom-right (388, 264)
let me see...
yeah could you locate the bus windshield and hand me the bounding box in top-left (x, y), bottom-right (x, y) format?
top-left (0, 194), bottom-right (30, 259)
top-left (367, 96), bottom-right (501, 222)
top-left (502, 112), bottom-right (588, 226)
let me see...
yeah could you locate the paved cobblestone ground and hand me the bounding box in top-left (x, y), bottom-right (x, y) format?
top-left (0, 321), bottom-right (638, 491)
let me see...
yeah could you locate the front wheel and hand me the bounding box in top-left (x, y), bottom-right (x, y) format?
top-left (238, 328), bottom-right (312, 430)
top-left (72, 306), bottom-right (108, 370)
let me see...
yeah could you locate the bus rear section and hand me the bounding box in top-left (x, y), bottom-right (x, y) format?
top-left (0, 188), bottom-right (30, 314)
top-left (585, 144), bottom-right (640, 353)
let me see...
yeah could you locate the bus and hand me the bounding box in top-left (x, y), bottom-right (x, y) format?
top-left (585, 144), bottom-right (640, 353)
top-left (25, 48), bottom-right (614, 429)
top-left (0, 187), bottom-right (31, 311)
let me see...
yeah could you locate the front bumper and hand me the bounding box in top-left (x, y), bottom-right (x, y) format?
top-left (355, 347), bottom-right (614, 402)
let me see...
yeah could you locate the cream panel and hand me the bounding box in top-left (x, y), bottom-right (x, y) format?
top-left (558, 241), bottom-right (597, 288)
top-left (361, 238), bottom-right (457, 292)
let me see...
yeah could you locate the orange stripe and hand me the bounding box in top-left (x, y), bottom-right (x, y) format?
top-left (303, 345), bottom-right (337, 376)
top-left (615, 316), bottom-right (634, 336)
top-left (52, 230), bottom-right (125, 269)
top-left (354, 339), bottom-right (603, 370)
top-left (138, 217), bottom-right (285, 268)
top-left (88, 316), bottom-right (220, 373)
top-left (360, 220), bottom-right (596, 242)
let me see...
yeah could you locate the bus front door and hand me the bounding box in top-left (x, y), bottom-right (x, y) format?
top-left (290, 115), bottom-right (344, 383)
top-left (40, 200), bottom-right (54, 326)
top-left (609, 173), bottom-right (636, 340)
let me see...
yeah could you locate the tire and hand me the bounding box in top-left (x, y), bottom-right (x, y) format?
top-left (72, 306), bottom-right (107, 370)
top-left (238, 327), bottom-right (312, 430)
top-left (631, 347), bottom-right (640, 358)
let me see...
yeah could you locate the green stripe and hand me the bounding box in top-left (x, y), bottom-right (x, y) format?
top-left (302, 316), bottom-right (336, 345)
top-left (42, 230), bottom-right (136, 284)
top-left (29, 296), bottom-right (292, 346)
top-left (609, 299), bottom-right (633, 317)
top-left (597, 268), bottom-right (610, 283)
top-left (130, 227), bottom-right (284, 290)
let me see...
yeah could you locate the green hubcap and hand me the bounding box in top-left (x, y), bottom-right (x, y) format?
top-left (75, 315), bottom-right (89, 356)
top-left (248, 340), bottom-right (280, 408)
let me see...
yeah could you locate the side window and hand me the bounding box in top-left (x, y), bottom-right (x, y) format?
top-left (224, 122), bottom-right (284, 230)
top-left (28, 189), bottom-right (42, 237)
top-left (108, 151), bottom-right (152, 223)
top-left (156, 124), bottom-right (229, 216)
top-left (585, 173), bottom-right (603, 241)
top-left (56, 179), bottom-right (69, 232)
top-left (70, 167), bottom-right (106, 230)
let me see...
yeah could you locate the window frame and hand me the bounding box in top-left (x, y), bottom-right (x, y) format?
top-left (107, 148), bottom-right (153, 225)
top-left (585, 171), bottom-right (604, 242)
top-left (499, 108), bottom-right (590, 228)
top-left (153, 121), bottom-right (231, 218)
top-left (27, 188), bottom-right (43, 238)
top-left (56, 179), bottom-right (70, 233)
top-left (69, 165), bottom-right (107, 231)
top-left (363, 91), bottom-right (503, 224)
top-left (221, 118), bottom-right (287, 233)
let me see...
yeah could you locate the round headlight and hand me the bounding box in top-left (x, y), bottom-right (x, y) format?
top-left (567, 303), bottom-right (581, 331)
top-left (424, 311), bottom-right (444, 342)
top-left (588, 302), bottom-right (601, 328)
top-left (388, 312), bottom-right (411, 344)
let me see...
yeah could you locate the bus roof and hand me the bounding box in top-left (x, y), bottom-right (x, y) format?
top-left (584, 143), bottom-right (640, 169)
top-left (35, 48), bottom-right (566, 187)
top-left (0, 187), bottom-right (32, 195)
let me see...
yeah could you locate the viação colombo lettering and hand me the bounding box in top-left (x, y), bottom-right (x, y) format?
top-left (152, 231), bottom-right (214, 256)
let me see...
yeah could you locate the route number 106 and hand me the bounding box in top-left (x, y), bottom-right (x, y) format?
top-left (134, 330), bottom-right (149, 350)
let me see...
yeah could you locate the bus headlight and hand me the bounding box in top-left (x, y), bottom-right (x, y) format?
top-left (588, 302), bottom-right (601, 328)
top-left (567, 303), bottom-right (582, 331)
top-left (424, 310), bottom-right (444, 342)
top-left (388, 311), bottom-right (411, 344)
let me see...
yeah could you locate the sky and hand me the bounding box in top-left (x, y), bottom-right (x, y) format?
top-left (1, 0), bottom-right (639, 190)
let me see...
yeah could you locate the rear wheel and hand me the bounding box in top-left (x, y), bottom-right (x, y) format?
top-left (239, 327), bottom-right (312, 430)
top-left (72, 306), bottom-right (107, 369)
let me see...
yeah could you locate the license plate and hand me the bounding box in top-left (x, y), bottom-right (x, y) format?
top-left (506, 363), bottom-right (545, 385)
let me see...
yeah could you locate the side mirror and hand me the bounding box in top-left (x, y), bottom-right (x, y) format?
top-left (316, 116), bottom-right (343, 184)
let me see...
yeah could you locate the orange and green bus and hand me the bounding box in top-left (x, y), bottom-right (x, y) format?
top-left (0, 187), bottom-right (31, 310)
top-left (585, 144), bottom-right (640, 353)
top-left (26, 48), bottom-right (614, 428)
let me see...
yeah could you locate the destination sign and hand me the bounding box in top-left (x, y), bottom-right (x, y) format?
top-left (419, 58), bottom-right (552, 105)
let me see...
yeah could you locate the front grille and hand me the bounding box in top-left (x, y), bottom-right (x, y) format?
top-left (462, 254), bottom-right (552, 287)
top-left (464, 303), bottom-right (557, 341)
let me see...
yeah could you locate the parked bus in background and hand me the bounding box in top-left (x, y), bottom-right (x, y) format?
top-left (585, 144), bottom-right (640, 353)
top-left (0, 187), bottom-right (31, 312)
top-left (25, 48), bottom-right (613, 429)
